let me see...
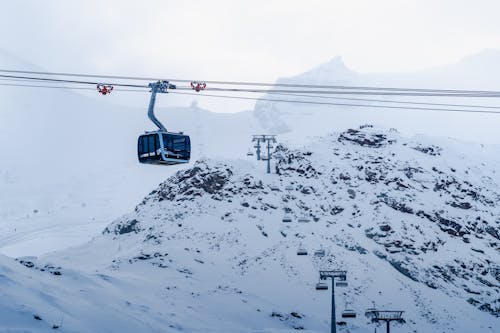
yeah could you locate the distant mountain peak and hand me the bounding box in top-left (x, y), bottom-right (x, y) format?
top-left (277, 54), bottom-right (357, 86)
top-left (320, 55), bottom-right (347, 69)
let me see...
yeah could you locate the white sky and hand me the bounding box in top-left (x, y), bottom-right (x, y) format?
top-left (1, 0), bottom-right (500, 111)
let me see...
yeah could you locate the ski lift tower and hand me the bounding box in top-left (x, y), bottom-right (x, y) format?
top-left (252, 135), bottom-right (276, 174)
top-left (371, 311), bottom-right (405, 333)
top-left (318, 270), bottom-right (347, 333)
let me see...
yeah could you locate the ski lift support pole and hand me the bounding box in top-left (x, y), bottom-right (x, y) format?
top-left (319, 270), bottom-right (347, 333)
top-left (371, 311), bottom-right (405, 333)
top-left (252, 135), bottom-right (263, 160)
top-left (252, 135), bottom-right (276, 173)
top-left (266, 135), bottom-right (276, 174)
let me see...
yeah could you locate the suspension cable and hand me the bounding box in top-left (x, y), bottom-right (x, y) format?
top-left (4, 73), bottom-right (499, 98)
top-left (175, 87), bottom-right (500, 98)
top-left (260, 91), bottom-right (500, 109)
top-left (1, 68), bottom-right (500, 95)
top-left (0, 74), bottom-right (148, 88)
top-left (1, 80), bottom-right (500, 114)
top-left (169, 91), bottom-right (500, 115)
top-left (0, 82), bottom-right (148, 92)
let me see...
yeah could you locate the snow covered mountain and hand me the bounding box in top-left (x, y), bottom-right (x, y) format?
top-left (2, 49), bottom-right (500, 257)
top-left (2, 126), bottom-right (498, 332)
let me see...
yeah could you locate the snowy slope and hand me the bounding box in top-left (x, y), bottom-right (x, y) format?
top-left (2, 126), bottom-right (498, 332)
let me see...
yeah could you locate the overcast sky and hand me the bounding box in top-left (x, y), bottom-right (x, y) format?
top-left (1, 0), bottom-right (500, 111)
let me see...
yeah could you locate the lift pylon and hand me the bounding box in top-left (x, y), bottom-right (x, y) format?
top-left (318, 270), bottom-right (347, 333)
top-left (371, 310), bottom-right (405, 333)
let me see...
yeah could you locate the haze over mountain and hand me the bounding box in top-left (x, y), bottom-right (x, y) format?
top-left (254, 50), bottom-right (500, 144)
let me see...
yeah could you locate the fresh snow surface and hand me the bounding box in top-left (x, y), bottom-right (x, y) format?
top-left (1, 126), bottom-right (498, 332)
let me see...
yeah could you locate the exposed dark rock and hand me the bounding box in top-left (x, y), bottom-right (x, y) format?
top-left (412, 145), bottom-right (442, 156)
top-left (108, 219), bottom-right (140, 235)
top-left (339, 129), bottom-right (394, 148)
top-left (379, 224), bottom-right (391, 232)
top-left (377, 194), bottom-right (414, 214)
top-left (449, 201), bottom-right (472, 209)
top-left (485, 226), bottom-right (499, 240)
top-left (330, 206), bottom-right (344, 215)
top-left (389, 259), bottom-right (419, 282)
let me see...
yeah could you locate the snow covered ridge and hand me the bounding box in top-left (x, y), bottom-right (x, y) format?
top-left (105, 125), bottom-right (499, 321)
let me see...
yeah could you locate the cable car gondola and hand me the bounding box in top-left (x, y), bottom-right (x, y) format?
top-left (138, 131), bottom-right (190, 165)
top-left (138, 81), bottom-right (190, 165)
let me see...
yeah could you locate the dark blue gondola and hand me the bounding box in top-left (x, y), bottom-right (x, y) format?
top-left (138, 132), bottom-right (190, 165)
top-left (138, 81), bottom-right (191, 166)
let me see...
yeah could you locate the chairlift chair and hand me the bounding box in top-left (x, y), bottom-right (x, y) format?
top-left (341, 309), bottom-right (357, 318)
top-left (297, 248), bottom-right (308, 256)
top-left (274, 152), bottom-right (284, 159)
top-left (314, 249), bottom-right (325, 257)
top-left (315, 282), bottom-right (328, 290)
top-left (282, 214), bottom-right (292, 223)
top-left (247, 149), bottom-right (254, 156)
top-left (298, 216), bottom-right (310, 223)
top-left (335, 281), bottom-right (348, 287)
top-left (285, 185), bottom-right (294, 191)
top-left (364, 308), bottom-right (378, 318)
